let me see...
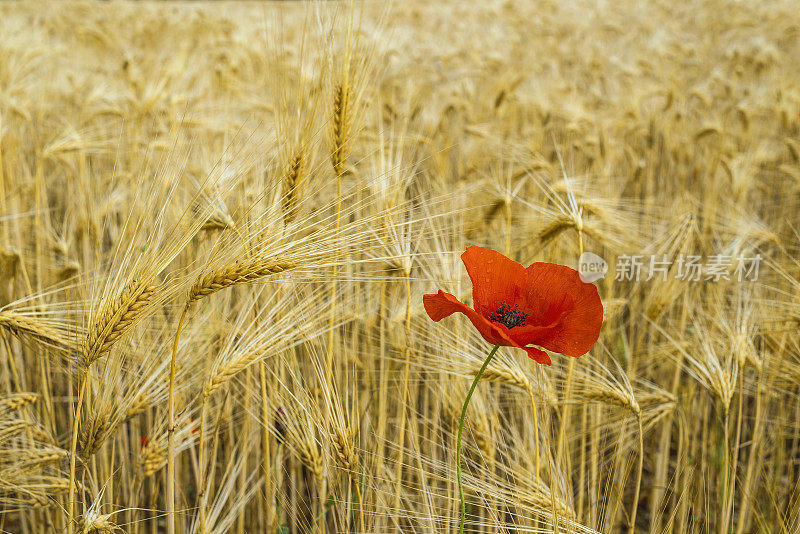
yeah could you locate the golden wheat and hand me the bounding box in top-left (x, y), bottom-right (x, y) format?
top-left (0, 1), bottom-right (797, 533)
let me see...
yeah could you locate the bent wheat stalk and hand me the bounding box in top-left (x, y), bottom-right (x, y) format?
top-left (67, 278), bottom-right (158, 534)
top-left (167, 260), bottom-right (294, 534)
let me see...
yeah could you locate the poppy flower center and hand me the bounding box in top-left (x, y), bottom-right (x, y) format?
top-left (488, 301), bottom-right (528, 329)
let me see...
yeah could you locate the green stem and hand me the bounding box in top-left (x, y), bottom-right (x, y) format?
top-left (456, 345), bottom-right (499, 534)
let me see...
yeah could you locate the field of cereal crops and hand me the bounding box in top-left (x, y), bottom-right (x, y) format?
top-left (0, 1), bottom-right (799, 532)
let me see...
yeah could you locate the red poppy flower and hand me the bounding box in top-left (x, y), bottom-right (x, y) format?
top-left (423, 246), bottom-right (603, 365)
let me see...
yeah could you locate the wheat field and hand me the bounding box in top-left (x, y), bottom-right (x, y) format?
top-left (0, 1), bottom-right (798, 533)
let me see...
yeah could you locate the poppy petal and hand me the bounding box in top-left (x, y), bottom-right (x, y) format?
top-left (423, 290), bottom-right (515, 347)
top-left (461, 246), bottom-right (528, 317)
top-left (424, 290), bottom-right (557, 365)
top-left (522, 346), bottom-right (551, 365)
top-left (505, 319), bottom-right (564, 347)
top-left (490, 322), bottom-right (554, 365)
top-left (524, 263), bottom-right (604, 357)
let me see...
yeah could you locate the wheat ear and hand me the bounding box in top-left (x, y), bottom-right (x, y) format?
top-left (84, 280), bottom-right (157, 364)
top-left (331, 83), bottom-right (353, 178)
top-left (583, 387), bottom-right (641, 417)
top-left (188, 261), bottom-right (295, 304)
top-left (0, 311), bottom-right (71, 352)
top-left (282, 151), bottom-right (307, 224)
top-left (0, 392), bottom-right (37, 413)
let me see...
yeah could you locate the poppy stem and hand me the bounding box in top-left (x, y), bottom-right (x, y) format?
top-left (456, 344), bottom-right (499, 534)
